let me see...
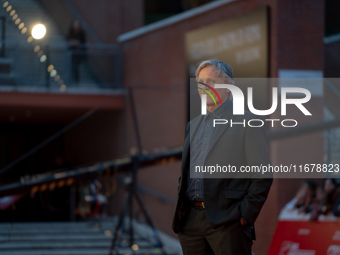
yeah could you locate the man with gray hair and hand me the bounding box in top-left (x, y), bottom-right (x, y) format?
top-left (195, 59), bottom-right (234, 102)
top-left (172, 59), bottom-right (272, 254)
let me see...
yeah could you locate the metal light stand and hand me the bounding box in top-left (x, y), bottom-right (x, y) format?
top-left (109, 88), bottom-right (166, 255)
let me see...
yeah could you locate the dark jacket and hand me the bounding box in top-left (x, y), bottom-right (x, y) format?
top-left (172, 102), bottom-right (273, 240)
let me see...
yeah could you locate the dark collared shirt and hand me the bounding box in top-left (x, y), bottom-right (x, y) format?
top-left (186, 98), bottom-right (231, 201)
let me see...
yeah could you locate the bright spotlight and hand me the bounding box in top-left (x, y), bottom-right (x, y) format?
top-left (31, 24), bottom-right (46, 40)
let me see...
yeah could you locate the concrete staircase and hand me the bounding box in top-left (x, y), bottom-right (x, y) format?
top-left (0, 218), bottom-right (182, 255)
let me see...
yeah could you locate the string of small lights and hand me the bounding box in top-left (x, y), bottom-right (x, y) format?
top-left (2, 0), bottom-right (67, 91)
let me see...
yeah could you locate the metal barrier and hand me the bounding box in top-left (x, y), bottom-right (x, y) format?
top-left (2, 40), bottom-right (122, 89)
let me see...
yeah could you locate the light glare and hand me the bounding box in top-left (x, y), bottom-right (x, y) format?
top-left (50, 70), bottom-right (57, 77)
top-left (31, 24), bottom-right (46, 40)
top-left (40, 55), bottom-right (47, 62)
top-left (60, 84), bottom-right (66, 92)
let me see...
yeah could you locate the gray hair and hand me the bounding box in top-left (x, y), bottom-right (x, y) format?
top-left (195, 59), bottom-right (234, 100)
top-left (195, 59), bottom-right (234, 81)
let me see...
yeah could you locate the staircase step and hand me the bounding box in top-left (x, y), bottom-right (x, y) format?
top-left (0, 218), bottom-right (182, 255)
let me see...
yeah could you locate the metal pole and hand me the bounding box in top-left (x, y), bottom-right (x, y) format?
top-left (128, 87), bottom-right (143, 154)
top-left (45, 45), bottom-right (50, 88)
top-left (1, 17), bottom-right (5, 57)
top-left (69, 185), bottom-right (76, 221)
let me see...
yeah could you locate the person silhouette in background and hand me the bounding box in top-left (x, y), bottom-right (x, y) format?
top-left (67, 19), bottom-right (87, 84)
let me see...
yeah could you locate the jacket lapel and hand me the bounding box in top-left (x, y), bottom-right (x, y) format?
top-left (190, 115), bottom-right (203, 144)
top-left (181, 115), bottom-right (203, 174)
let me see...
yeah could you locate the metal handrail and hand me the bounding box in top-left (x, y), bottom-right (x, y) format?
top-left (2, 40), bottom-right (119, 50)
top-left (0, 41), bottom-right (121, 88)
